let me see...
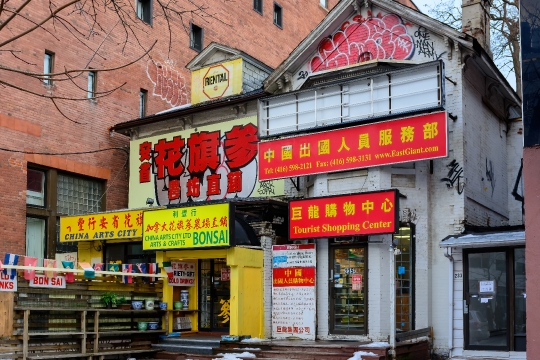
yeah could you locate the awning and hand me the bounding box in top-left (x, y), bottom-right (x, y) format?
top-left (440, 231), bottom-right (525, 249)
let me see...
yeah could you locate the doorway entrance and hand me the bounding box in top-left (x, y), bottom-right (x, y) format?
top-left (464, 247), bottom-right (526, 351)
top-left (329, 245), bottom-right (367, 335)
top-left (199, 259), bottom-right (231, 332)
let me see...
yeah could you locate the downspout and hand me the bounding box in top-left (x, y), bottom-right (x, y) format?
top-left (443, 247), bottom-right (454, 358)
top-left (389, 244), bottom-right (396, 360)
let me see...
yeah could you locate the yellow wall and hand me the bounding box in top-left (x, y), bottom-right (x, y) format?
top-left (160, 247), bottom-right (263, 337)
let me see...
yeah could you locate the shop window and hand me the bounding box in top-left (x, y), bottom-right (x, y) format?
top-left (254, 0), bottom-right (263, 14)
top-left (394, 225), bottom-right (415, 332)
top-left (43, 51), bottom-right (54, 85)
top-left (27, 168), bottom-right (45, 206)
top-left (190, 23), bottom-right (203, 52)
top-left (105, 242), bottom-right (155, 264)
top-left (273, 2), bottom-right (282, 28)
top-left (26, 168), bottom-right (104, 257)
top-left (136, 0), bottom-right (152, 24)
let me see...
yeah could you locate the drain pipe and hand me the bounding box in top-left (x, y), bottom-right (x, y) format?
top-left (443, 247), bottom-right (454, 358)
top-left (389, 243), bottom-right (396, 360)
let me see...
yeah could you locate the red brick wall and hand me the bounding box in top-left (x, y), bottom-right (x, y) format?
top-left (0, 1), bottom-right (335, 256)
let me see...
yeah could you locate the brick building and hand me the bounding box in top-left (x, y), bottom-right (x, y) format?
top-left (0, 0), bottom-right (339, 259)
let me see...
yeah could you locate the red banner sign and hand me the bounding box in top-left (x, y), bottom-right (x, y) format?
top-left (272, 267), bottom-right (316, 287)
top-left (289, 190), bottom-right (398, 239)
top-left (259, 111), bottom-right (447, 180)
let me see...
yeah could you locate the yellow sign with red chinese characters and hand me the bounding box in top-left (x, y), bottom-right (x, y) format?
top-left (142, 203), bottom-right (231, 250)
top-left (60, 210), bottom-right (143, 242)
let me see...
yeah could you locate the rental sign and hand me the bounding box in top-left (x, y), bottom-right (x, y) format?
top-left (259, 111), bottom-right (447, 180)
top-left (289, 190), bottom-right (399, 239)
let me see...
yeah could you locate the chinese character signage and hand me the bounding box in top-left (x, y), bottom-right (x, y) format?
top-left (142, 203), bottom-right (233, 250)
top-left (60, 210), bottom-right (143, 242)
top-left (29, 274), bottom-right (66, 289)
top-left (191, 58), bottom-right (243, 105)
top-left (259, 111), bottom-right (447, 180)
top-left (272, 244), bottom-right (316, 340)
top-left (168, 261), bottom-right (196, 286)
top-left (289, 190), bottom-right (399, 240)
top-left (130, 117), bottom-right (283, 208)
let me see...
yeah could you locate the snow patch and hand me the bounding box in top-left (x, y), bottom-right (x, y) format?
top-left (360, 341), bottom-right (390, 347)
top-left (348, 351), bottom-right (378, 360)
top-left (214, 352), bottom-right (257, 359)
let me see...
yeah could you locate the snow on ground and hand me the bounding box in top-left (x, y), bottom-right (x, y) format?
top-left (359, 341), bottom-right (390, 347)
top-left (240, 337), bottom-right (270, 343)
top-left (347, 351), bottom-right (378, 360)
top-left (213, 352), bottom-right (257, 359)
top-left (233, 348), bottom-right (261, 350)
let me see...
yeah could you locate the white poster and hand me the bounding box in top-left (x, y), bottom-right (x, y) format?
top-left (271, 244), bottom-right (316, 340)
top-left (0, 272), bottom-right (17, 291)
top-left (29, 274), bottom-right (66, 289)
top-left (168, 261), bottom-right (196, 286)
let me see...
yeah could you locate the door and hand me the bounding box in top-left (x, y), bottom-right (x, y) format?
top-left (199, 259), bottom-right (231, 332)
top-left (465, 251), bottom-right (508, 350)
top-left (329, 245), bottom-right (367, 335)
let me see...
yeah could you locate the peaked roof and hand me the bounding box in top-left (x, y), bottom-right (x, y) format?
top-left (186, 42), bottom-right (273, 74)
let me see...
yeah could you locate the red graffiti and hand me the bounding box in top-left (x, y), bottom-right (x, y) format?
top-left (146, 60), bottom-right (188, 107)
top-left (310, 13), bottom-right (414, 73)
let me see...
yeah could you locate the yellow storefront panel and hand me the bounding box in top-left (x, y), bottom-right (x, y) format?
top-left (143, 204), bottom-right (231, 250)
top-left (60, 210), bottom-right (143, 242)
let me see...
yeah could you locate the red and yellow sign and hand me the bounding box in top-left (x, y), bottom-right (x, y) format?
top-left (289, 190), bottom-right (399, 240)
top-left (272, 267), bottom-right (315, 287)
top-left (259, 111), bottom-right (447, 180)
top-left (60, 210), bottom-right (143, 242)
top-left (142, 203), bottom-right (231, 250)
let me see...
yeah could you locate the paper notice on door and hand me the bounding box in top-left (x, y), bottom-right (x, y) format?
top-left (480, 298), bottom-right (489, 303)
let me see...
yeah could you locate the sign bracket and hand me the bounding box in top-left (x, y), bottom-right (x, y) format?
top-left (289, 177), bottom-right (300, 191)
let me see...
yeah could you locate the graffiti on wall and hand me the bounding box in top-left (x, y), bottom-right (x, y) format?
top-left (485, 158), bottom-right (496, 197)
top-left (309, 12), bottom-right (415, 74)
top-left (414, 26), bottom-right (445, 60)
top-left (442, 159), bottom-right (464, 194)
top-left (146, 59), bottom-right (188, 107)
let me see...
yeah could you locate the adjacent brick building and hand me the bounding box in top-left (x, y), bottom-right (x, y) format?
top-left (0, 0), bottom-right (340, 258)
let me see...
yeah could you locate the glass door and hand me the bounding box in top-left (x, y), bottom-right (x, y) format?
top-left (329, 245), bottom-right (367, 335)
top-left (465, 251), bottom-right (508, 350)
top-left (199, 259), bottom-right (230, 332)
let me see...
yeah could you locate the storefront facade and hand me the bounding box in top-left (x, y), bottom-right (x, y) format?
top-left (259, 0), bottom-right (522, 358)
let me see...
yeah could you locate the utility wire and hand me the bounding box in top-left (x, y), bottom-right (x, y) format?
top-left (0, 146), bottom-right (129, 155)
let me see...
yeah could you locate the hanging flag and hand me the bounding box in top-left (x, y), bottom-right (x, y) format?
top-left (162, 261), bottom-right (174, 278)
top-left (23, 257), bottom-right (38, 280)
top-left (62, 261), bottom-right (75, 283)
top-left (122, 264), bottom-right (133, 284)
top-left (147, 263), bottom-right (159, 283)
top-left (79, 262), bottom-right (95, 279)
top-left (44, 259), bottom-right (57, 278)
top-left (93, 263), bottom-right (104, 271)
top-left (3, 253), bottom-right (19, 279)
top-left (136, 263), bottom-right (147, 275)
top-left (108, 263), bottom-right (120, 272)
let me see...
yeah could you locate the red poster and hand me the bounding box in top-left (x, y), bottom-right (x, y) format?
top-left (352, 274), bottom-right (363, 290)
top-left (289, 190), bottom-right (398, 239)
top-left (272, 267), bottom-right (316, 287)
top-left (258, 111), bottom-right (447, 181)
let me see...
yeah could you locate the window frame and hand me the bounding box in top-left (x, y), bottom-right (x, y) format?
top-left (136, 0), bottom-right (152, 24)
top-left (190, 23), bottom-right (204, 52)
top-left (319, 0), bottom-right (328, 8)
top-left (43, 51), bottom-right (54, 86)
top-left (139, 88), bottom-right (148, 118)
top-left (87, 70), bottom-right (97, 99)
top-left (273, 2), bottom-right (283, 28)
top-left (253, 0), bottom-right (263, 14)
